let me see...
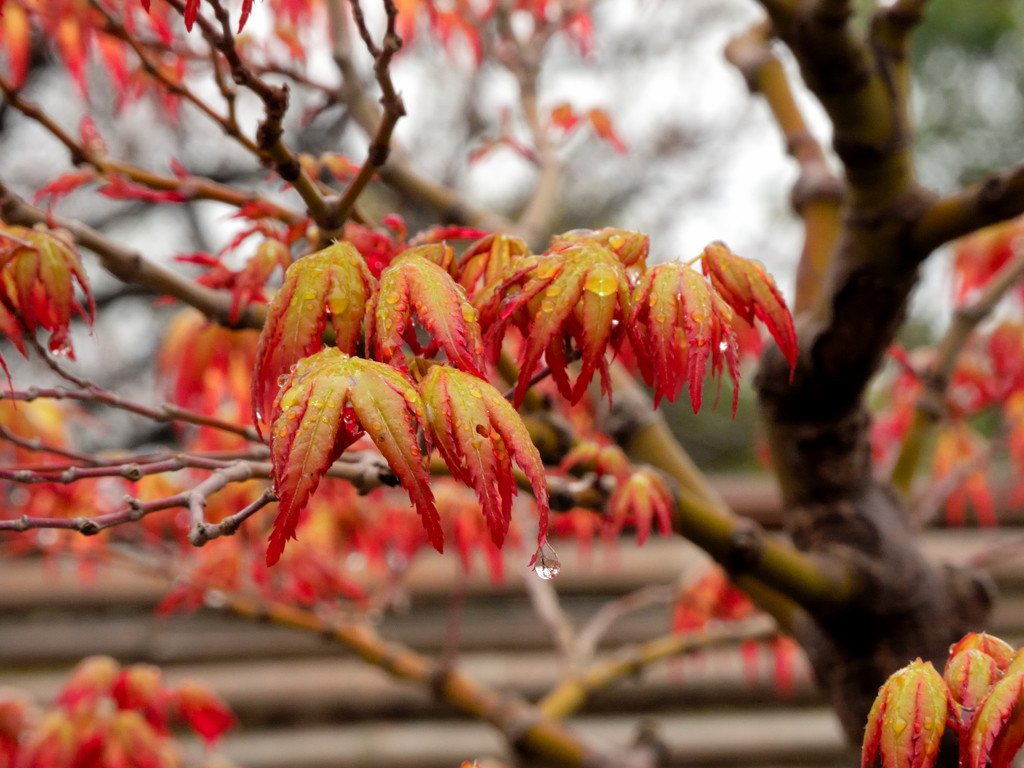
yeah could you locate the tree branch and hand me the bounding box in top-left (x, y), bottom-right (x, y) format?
top-left (162, 0), bottom-right (338, 233)
top-left (219, 592), bottom-right (653, 767)
top-left (0, 78), bottom-right (302, 224)
top-left (0, 460), bottom-right (257, 535)
top-left (911, 163), bottom-right (1024, 257)
top-left (600, 364), bottom-right (857, 615)
top-left (325, 0), bottom-right (514, 234)
top-left (725, 22), bottom-right (844, 315)
top-left (330, 0), bottom-right (407, 225)
top-left (537, 615), bottom-right (778, 720)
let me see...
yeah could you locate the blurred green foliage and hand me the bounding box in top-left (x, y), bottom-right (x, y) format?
top-left (911, 0), bottom-right (1024, 189)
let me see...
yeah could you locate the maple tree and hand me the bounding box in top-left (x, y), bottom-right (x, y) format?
top-left (2, 0), bottom-right (1024, 767)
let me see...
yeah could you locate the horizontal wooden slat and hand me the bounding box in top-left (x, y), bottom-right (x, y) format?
top-left (213, 709), bottom-right (854, 768)
top-left (4, 479), bottom-right (1024, 768)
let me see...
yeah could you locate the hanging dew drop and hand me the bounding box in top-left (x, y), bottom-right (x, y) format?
top-left (532, 542), bottom-right (561, 580)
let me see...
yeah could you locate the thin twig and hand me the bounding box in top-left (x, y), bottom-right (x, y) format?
top-left (0, 422), bottom-right (100, 466)
top-left (0, 386), bottom-right (261, 441)
top-left (537, 615), bottom-right (779, 720)
top-left (190, 487), bottom-right (277, 545)
top-left (0, 460), bottom-right (257, 535)
top-left (331, 0), bottom-right (407, 224)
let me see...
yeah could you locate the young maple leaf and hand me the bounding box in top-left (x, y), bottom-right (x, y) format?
top-left (169, 681), bottom-right (236, 745)
top-left (268, 348), bottom-right (435, 566)
top-left (251, 241), bottom-right (376, 432)
top-left (458, 234), bottom-right (535, 338)
top-left (549, 228), bottom-right (649, 270)
top-left (700, 242), bottom-right (798, 375)
top-left (945, 648), bottom-right (1002, 731)
top-left (456, 233), bottom-right (532, 296)
top-left (419, 365), bottom-right (550, 549)
top-left (629, 261), bottom-right (739, 413)
top-left (962, 670), bottom-right (1024, 768)
top-left (0, 224), bottom-right (95, 358)
top-left (367, 247), bottom-right (486, 376)
top-left (861, 659), bottom-right (948, 768)
top-left (185, 239), bottom-right (292, 324)
top-left (605, 467), bottom-right (675, 545)
top-left (498, 242), bottom-right (633, 406)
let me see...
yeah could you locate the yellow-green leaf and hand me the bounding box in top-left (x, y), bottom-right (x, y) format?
top-left (862, 659), bottom-right (947, 768)
top-left (267, 349), bottom-right (435, 566)
top-left (369, 248), bottom-right (486, 376)
top-left (420, 365), bottom-right (549, 548)
top-left (251, 241), bottom-right (375, 433)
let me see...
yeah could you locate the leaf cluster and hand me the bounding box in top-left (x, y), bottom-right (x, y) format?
top-left (252, 228), bottom-right (797, 567)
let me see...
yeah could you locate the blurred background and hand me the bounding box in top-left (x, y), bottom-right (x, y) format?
top-left (3, 0), bottom-right (1024, 765)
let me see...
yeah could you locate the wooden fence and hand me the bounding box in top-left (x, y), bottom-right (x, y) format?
top-left (2, 475), bottom-right (1022, 768)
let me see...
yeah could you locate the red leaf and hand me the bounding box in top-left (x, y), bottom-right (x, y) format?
top-left (550, 228), bottom-right (649, 269)
top-left (268, 350), bottom-right (435, 565)
top-left (498, 242), bottom-right (632, 405)
top-left (56, 15), bottom-right (90, 95)
top-left (184, 0), bottom-right (200, 30)
top-left (964, 671), bottom-right (1024, 768)
top-left (701, 241), bottom-right (798, 376)
top-left (954, 219), bottom-right (1021, 304)
top-left (238, 0), bottom-right (254, 31)
top-left (343, 222), bottom-right (401, 278)
top-left (170, 681), bottom-right (235, 745)
top-left (112, 665), bottom-right (165, 732)
top-left (0, 224), bottom-right (94, 358)
top-left (420, 365), bottom-right (549, 548)
top-left (456, 233), bottom-right (531, 296)
top-left (251, 241), bottom-right (375, 433)
top-left (98, 175), bottom-right (188, 203)
top-left (33, 169), bottom-right (98, 206)
top-left (409, 225), bottom-right (489, 247)
top-left (57, 656), bottom-right (120, 712)
top-left (368, 248), bottom-right (486, 376)
top-left (629, 261), bottom-right (739, 413)
top-left (949, 633), bottom-right (1016, 671)
top-left (945, 649), bottom-right (1001, 731)
top-left (605, 467), bottom-right (674, 544)
top-left (550, 104), bottom-right (580, 134)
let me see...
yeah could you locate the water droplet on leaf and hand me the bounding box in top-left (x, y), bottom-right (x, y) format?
top-left (536, 261), bottom-right (558, 279)
top-left (532, 542), bottom-right (561, 580)
top-left (584, 265), bottom-right (617, 297)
